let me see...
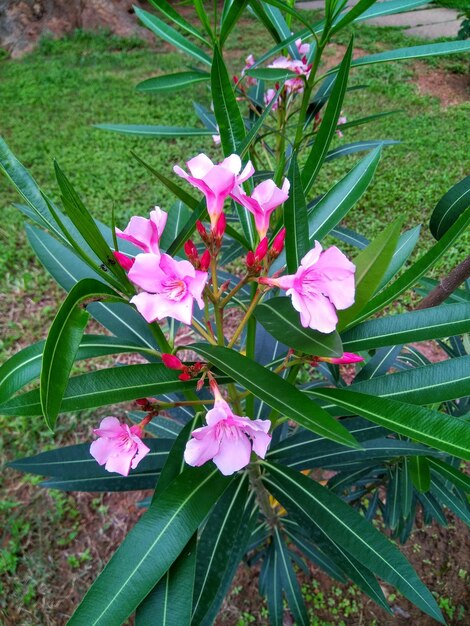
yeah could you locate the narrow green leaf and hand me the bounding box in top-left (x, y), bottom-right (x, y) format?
top-left (429, 174), bottom-right (470, 241)
top-left (136, 71), bottom-right (210, 93)
top-left (338, 218), bottom-right (403, 330)
top-left (68, 466), bottom-right (231, 625)
top-left (147, 0), bottom-right (209, 44)
top-left (308, 146), bottom-right (381, 243)
top-left (331, 0), bottom-right (377, 34)
top-left (192, 344), bottom-right (361, 448)
top-left (135, 6), bottom-right (211, 66)
top-left (0, 364), bottom-right (220, 416)
top-left (375, 225), bottom-right (421, 291)
top-left (309, 387), bottom-right (470, 461)
top-left (284, 155), bottom-right (309, 272)
top-left (354, 205), bottom-right (470, 324)
top-left (262, 462), bottom-right (444, 623)
top-left (220, 0), bottom-right (249, 45)
top-left (428, 458), bottom-right (470, 493)
top-left (239, 86), bottom-right (282, 157)
top-left (430, 478), bottom-right (470, 526)
top-left (40, 279), bottom-right (123, 429)
top-left (409, 456), bottom-right (431, 493)
top-left (245, 67), bottom-right (298, 81)
top-left (342, 302), bottom-right (470, 351)
top-left (273, 527), bottom-right (309, 626)
top-left (95, 124), bottom-right (213, 137)
top-left (211, 45), bottom-right (246, 155)
top-left (254, 297), bottom-right (343, 357)
top-left (302, 38), bottom-right (353, 194)
top-left (325, 140), bottom-right (398, 163)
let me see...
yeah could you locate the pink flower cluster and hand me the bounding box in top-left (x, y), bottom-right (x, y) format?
top-left (90, 416), bottom-right (150, 476)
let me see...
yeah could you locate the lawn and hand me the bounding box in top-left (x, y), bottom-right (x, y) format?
top-left (0, 11), bottom-right (469, 624)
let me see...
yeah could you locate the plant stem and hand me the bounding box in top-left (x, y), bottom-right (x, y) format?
top-left (227, 289), bottom-right (263, 348)
top-left (192, 318), bottom-right (217, 344)
top-left (248, 464), bottom-right (278, 527)
top-left (416, 254), bottom-right (470, 310)
top-left (219, 275), bottom-right (249, 308)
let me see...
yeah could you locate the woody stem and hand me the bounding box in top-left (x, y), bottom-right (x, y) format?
top-left (227, 289), bottom-right (264, 348)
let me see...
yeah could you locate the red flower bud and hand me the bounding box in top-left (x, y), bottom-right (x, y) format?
top-left (178, 371), bottom-right (191, 381)
top-left (196, 220), bottom-right (207, 239)
top-left (233, 75), bottom-right (239, 85)
top-left (184, 239), bottom-right (198, 261)
top-left (246, 251), bottom-right (256, 268)
top-left (161, 353), bottom-right (183, 370)
top-left (200, 249), bottom-right (211, 271)
top-left (213, 212), bottom-right (226, 240)
top-left (136, 398), bottom-right (149, 407)
top-left (255, 237), bottom-right (269, 262)
top-left (271, 227), bottom-right (286, 256)
top-left (113, 251), bottom-right (134, 271)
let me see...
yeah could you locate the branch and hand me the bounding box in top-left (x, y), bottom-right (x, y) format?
top-left (415, 254), bottom-right (470, 310)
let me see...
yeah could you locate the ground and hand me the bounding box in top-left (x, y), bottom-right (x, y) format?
top-left (0, 7), bottom-right (469, 626)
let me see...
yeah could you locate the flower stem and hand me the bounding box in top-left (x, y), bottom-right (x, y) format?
top-left (227, 289), bottom-right (263, 348)
top-left (248, 464), bottom-right (278, 527)
top-left (219, 275), bottom-right (248, 308)
top-left (192, 318), bottom-right (217, 344)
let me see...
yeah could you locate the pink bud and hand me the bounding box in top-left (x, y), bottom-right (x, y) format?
top-left (196, 220), bottom-right (207, 239)
top-left (113, 251), bottom-right (135, 271)
top-left (246, 251), bottom-right (256, 268)
top-left (271, 228), bottom-right (286, 256)
top-left (178, 371), bottom-right (191, 381)
top-left (214, 212), bottom-right (226, 239)
top-left (255, 237), bottom-right (269, 262)
top-left (161, 353), bottom-right (183, 370)
top-left (184, 240), bottom-right (198, 261)
top-left (320, 352), bottom-right (364, 365)
top-left (200, 249), bottom-right (211, 271)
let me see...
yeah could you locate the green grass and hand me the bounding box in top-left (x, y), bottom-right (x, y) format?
top-left (432, 0), bottom-right (469, 12)
top-left (0, 16), bottom-right (469, 623)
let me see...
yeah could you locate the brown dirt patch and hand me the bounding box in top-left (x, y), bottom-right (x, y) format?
top-left (414, 63), bottom-right (470, 107)
top-left (321, 43), bottom-right (368, 73)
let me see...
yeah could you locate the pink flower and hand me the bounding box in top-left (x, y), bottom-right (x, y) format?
top-left (269, 242), bottom-right (356, 333)
top-left (268, 56), bottom-right (309, 93)
top-left (116, 207), bottom-right (167, 255)
top-left (295, 38), bottom-right (310, 57)
top-left (173, 153), bottom-right (254, 228)
top-left (242, 53), bottom-right (258, 87)
top-left (184, 398), bottom-right (271, 475)
top-left (90, 416), bottom-right (150, 477)
top-left (232, 178), bottom-right (290, 239)
top-left (264, 88), bottom-right (279, 111)
top-left (337, 112), bottom-right (347, 138)
top-left (129, 253), bottom-right (207, 325)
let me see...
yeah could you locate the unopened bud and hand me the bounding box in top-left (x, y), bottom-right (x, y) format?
top-left (233, 75), bottom-right (239, 85)
top-left (271, 227), bottom-right (286, 257)
top-left (200, 249), bottom-right (211, 271)
top-left (178, 371), bottom-right (191, 381)
top-left (246, 251), bottom-right (256, 268)
top-left (213, 212), bottom-right (226, 240)
top-left (161, 353), bottom-right (183, 370)
top-left (113, 251), bottom-right (134, 271)
top-left (184, 239), bottom-right (198, 262)
top-left (196, 220), bottom-right (208, 240)
top-left (255, 237), bottom-right (269, 262)
top-left (136, 398), bottom-right (150, 407)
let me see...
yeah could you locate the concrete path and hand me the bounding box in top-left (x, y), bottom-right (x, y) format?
top-left (298, 2), bottom-right (461, 39)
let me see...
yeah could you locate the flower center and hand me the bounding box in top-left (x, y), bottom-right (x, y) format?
top-left (161, 278), bottom-right (187, 301)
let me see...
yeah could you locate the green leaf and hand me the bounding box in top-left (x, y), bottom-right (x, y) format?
top-left (338, 218), bottom-right (403, 330)
top-left (211, 45), bottom-right (246, 155)
top-left (0, 364), bottom-right (216, 416)
top-left (192, 476), bottom-right (249, 625)
top-left (220, 0), bottom-right (249, 45)
top-left (192, 344), bottom-right (361, 448)
top-left (40, 279), bottom-right (123, 430)
top-left (331, 0), bottom-right (376, 33)
top-left (135, 6), bottom-right (211, 66)
top-left (325, 140), bottom-right (398, 163)
top-left (129, 412), bottom-right (183, 438)
top-left (375, 226), bottom-right (421, 291)
top-left (0, 136), bottom-right (65, 240)
top-left (342, 302), bottom-right (470, 351)
top-left (262, 544), bottom-right (283, 626)
top-left (146, 0), bottom-right (209, 45)
top-left (349, 40), bottom-right (470, 71)
top-left (245, 67), bottom-right (298, 81)
top-left (308, 146), bottom-right (381, 243)
top-left (409, 456), bottom-right (431, 492)
top-left (254, 297), bottom-right (343, 357)
top-left (239, 85), bottom-right (282, 157)
top-left (273, 527), bottom-right (309, 626)
top-left (26, 226), bottom-right (159, 352)
top-left (430, 478), bottom-right (470, 526)
top-left (136, 71), bottom-right (210, 93)
top-left (429, 175), bottom-right (470, 241)
top-left (68, 466), bottom-right (231, 625)
top-left (357, 0), bottom-right (431, 22)
top-left (428, 458), bottom-right (470, 493)
top-left (302, 38), bottom-right (353, 194)
top-left (95, 124), bottom-right (213, 137)
top-left (346, 355), bottom-right (470, 406)
top-left (284, 155), bottom-right (309, 272)
top-left (0, 335), bottom-right (154, 405)
top-left (354, 205), bottom-right (470, 324)
top-left (262, 462), bottom-right (444, 623)
top-left (309, 387), bottom-right (470, 461)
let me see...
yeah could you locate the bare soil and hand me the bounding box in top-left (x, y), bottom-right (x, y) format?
top-left (414, 63), bottom-right (470, 107)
